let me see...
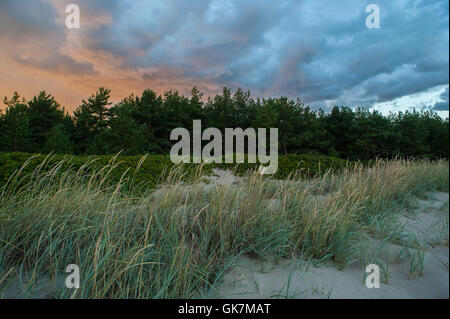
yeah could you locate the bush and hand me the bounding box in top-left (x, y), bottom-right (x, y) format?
top-left (0, 152), bottom-right (349, 191)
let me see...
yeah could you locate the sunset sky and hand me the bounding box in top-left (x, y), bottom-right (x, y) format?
top-left (0, 0), bottom-right (448, 116)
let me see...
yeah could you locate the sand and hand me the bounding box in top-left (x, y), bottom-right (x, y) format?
top-left (209, 191), bottom-right (449, 299)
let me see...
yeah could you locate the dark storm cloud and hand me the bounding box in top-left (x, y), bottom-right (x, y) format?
top-left (0, 0), bottom-right (448, 110)
top-left (0, 0), bottom-right (58, 37)
top-left (433, 87), bottom-right (449, 111)
top-left (267, 0), bottom-right (450, 106)
top-left (14, 54), bottom-right (97, 76)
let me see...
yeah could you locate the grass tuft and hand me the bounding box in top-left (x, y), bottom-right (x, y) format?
top-left (0, 157), bottom-right (448, 298)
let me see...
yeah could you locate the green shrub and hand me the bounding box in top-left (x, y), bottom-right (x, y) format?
top-left (0, 152), bottom-right (349, 191)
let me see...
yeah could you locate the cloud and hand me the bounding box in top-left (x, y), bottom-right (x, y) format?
top-left (433, 87), bottom-right (449, 111)
top-left (0, 0), bottom-right (97, 77)
top-left (0, 0), bottom-right (448, 113)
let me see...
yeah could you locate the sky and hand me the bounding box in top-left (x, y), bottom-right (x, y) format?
top-left (0, 0), bottom-right (448, 116)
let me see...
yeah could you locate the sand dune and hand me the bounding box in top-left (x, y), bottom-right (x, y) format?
top-left (211, 191), bottom-right (449, 299)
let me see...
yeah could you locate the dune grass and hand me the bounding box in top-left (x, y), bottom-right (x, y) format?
top-left (0, 156), bottom-right (448, 298)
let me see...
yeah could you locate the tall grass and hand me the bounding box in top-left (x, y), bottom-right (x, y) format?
top-left (0, 156), bottom-right (448, 298)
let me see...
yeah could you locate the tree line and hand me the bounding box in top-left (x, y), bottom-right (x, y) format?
top-left (0, 87), bottom-right (448, 160)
